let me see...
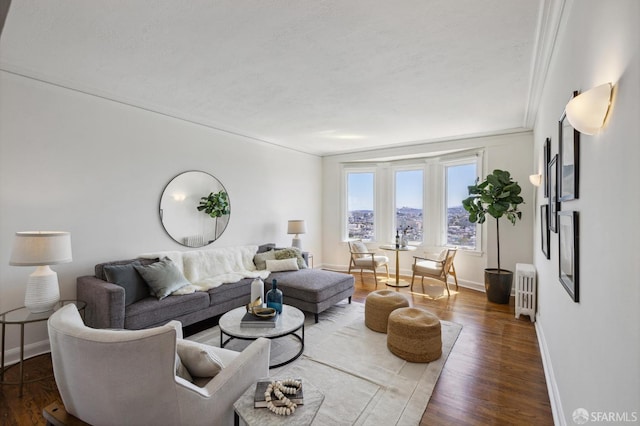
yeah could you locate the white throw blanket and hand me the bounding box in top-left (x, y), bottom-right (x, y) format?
top-left (139, 245), bottom-right (270, 294)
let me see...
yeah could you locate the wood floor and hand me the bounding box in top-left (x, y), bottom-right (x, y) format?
top-left (0, 274), bottom-right (553, 425)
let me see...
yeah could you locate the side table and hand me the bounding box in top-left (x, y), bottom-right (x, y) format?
top-left (233, 379), bottom-right (324, 426)
top-left (379, 244), bottom-right (417, 287)
top-left (1, 300), bottom-right (86, 396)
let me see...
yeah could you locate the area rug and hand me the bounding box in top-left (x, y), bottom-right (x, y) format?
top-left (188, 302), bottom-right (462, 425)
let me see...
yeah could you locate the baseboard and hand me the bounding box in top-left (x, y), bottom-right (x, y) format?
top-left (535, 317), bottom-right (565, 426)
top-left (3, 339), bottom-right (51, 367)
top-left (321, 263), bottom-right (485, 293)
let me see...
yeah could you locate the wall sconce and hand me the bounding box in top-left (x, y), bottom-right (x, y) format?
top-left (565, 83), bottom-right (613, 135)
top-left (529, 174), bottom-right (542, 186)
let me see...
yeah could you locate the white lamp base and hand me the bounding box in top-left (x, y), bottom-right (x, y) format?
top-left (25, 265), bottom-right (60, 313)
top-left (291, 236), bottom-right (302, 250)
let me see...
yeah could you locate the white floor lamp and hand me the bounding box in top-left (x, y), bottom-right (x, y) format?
top-left (9, 231), bottom-right (73, 313)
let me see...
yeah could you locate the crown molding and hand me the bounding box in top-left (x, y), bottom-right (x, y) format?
top-left (523, 0), bottom-right (568, 129)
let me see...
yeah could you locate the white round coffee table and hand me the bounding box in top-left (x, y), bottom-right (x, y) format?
top-left (219, 304), bottom-right (305, 368)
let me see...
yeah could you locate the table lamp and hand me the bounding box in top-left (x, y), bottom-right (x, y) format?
top-left (9, 231), bottom-right (73, 313)
top-left (287, 220), bottom-right (306, 249)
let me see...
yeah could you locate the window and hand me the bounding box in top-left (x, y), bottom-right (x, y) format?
top-left (445, 162), bottom-right (477, 249)
top-left (342, 152), bottom-right (481, 250)
top-left (395, 169), bottom-right (423, 243)
top-left (346, 171), bottom-right (375, 241)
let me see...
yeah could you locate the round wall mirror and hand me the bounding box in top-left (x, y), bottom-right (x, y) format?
top-left (159, 171), bottom-right (230, 247)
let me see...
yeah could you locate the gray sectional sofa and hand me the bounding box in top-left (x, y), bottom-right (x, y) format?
top-left (77, 244), bottom-right (355, 329)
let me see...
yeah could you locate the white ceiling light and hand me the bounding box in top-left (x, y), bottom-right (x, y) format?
top-left (565, 83), bottom-right (613, 135)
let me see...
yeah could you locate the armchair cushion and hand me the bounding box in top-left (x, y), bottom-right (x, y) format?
top-left (176, 339), bottom-right (225, 378)
top-left (354, 256), bottom-right (389, 268)
top-left (414, 259), bottom-right (444, 275)
top-left (134, 257), bottom-right (191, 300)
top-left (175, 353), bottom-right (194, 382)
top-left (350, 241), bottom-right (369, 258)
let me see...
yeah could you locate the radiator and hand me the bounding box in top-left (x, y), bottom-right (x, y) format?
top-left (183, 235), bottom-right (205, 247)
top-left (515, 263), bottom-right (536, 322)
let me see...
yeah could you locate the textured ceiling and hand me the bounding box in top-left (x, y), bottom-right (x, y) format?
top-left (0, 0), bottom-right (542, 156)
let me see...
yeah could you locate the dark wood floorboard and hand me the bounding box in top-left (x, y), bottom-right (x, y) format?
top-left (0, 273), bottom-right (553, 425)
top-left (350, 274), bottom-right (553, 426)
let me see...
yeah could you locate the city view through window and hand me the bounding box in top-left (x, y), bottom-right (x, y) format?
top-left (347, 172), bottom-right (374, 240)
top-left (347, 162), bottom-right (477, 249)
top-left (446, 163), bottom-right (477, 249)
top-left (395, 170), bottom-right (423, 242)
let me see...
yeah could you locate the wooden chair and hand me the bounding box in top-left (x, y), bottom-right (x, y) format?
top-left (348, 240), bottom-right (390, 285)
top-left (411, 248), bottom-right (458, 296)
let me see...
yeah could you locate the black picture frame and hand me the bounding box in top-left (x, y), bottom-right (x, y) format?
top-left (559, 93), bottom-right (580, 201)
top-left (540, 204), bottom-right (550, 259)
top-left (558, 211), bottom-right (579, 302)
top-left (543, 137), bottom-right (551, 198)
top-left (548, 155), bottom-right (558, 233)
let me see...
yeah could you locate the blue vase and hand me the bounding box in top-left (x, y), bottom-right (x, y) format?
top-left (266, 279), bottom-right (283, 314)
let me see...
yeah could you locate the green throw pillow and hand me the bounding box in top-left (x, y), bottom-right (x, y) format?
top-left (103, 261), bottom-right (150, 306)
top-left (134, 257), bottom-right (191, 300)
top-left (274, 247), bottom-right (307, 269)
top-left (253, 250), bottom-right (276, 270)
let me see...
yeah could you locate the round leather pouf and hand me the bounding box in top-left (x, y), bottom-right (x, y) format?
top-left (364, 290), bottom-right (410, 333)
top-left (387, 307), bottom-right (442, 362)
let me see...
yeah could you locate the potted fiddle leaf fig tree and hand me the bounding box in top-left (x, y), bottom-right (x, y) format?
top-left (462, 169), bottom-right (524, 304)
top-left (197, 190), bottom-right (230, 238)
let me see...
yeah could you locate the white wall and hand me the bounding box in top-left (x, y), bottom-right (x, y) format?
top-left (0, 71), bottom-right (322, 358)
top-left (321, 132), bottom-right (534, 290)
top-left (532, 0), bottom-right (639, 423)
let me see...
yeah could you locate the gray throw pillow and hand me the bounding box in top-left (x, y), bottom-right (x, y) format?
top-left (103, 261), bottom-right (150, 306)
top-left (176, 340), bottom-right (225, 378)
top-left (257, 243), bottom-right (276, 253)
top-left (253, 250), bottom-right (276, 270)
top-left (274, 247), bottom-right (307, 269)
top-left (134, 257), bottom-right (191, 300)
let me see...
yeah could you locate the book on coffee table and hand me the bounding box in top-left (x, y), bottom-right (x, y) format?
top-left (240, 312), bottom-right (280, 328)
top-left (254, 379), bottom-right (304, 408)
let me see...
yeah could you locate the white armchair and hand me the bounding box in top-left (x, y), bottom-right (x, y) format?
top-left (411, 248), bottom-right (458, 296)
top-left (348, 239), bottom-right (390, 285)
top-left (48, 304), bottom-right (270, 426)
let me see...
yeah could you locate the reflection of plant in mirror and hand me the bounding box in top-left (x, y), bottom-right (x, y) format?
top-left (197, 191), bottom-right (230, 218)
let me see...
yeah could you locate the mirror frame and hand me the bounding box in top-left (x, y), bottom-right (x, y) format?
top-left (159, 170), bottom-right (230, 247)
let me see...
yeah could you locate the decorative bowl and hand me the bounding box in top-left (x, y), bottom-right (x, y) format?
top-left (251, 307), bottom-right (277, 318)
top-left (245, 298), bottom-right (276, 318)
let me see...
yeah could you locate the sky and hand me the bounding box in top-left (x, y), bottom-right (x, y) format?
top-left (348, 163), bottom-right (477, 211)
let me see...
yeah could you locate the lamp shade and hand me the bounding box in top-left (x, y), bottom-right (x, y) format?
top-left (10, 231), bottom-right (73, 266)
top-left (565, 83), bottom-right (613, 135)
top-left (287, 220), bottom-right (307, 235)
